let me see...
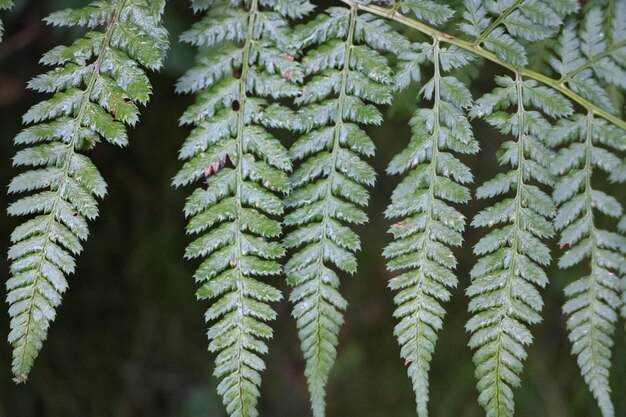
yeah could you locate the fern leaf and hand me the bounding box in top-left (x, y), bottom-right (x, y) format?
top-left (174, 1), bottom-right (310, 416)
top-left (384, 40), bottom-right (478, 417)
top-left (466, 74), bottom-right (572, 417)
top-left (393, 0), bottom-right (455, 26)
top-left (551, 3), bottom-right (626, 114)
top-left (461, 0), bottom-right (567, 66)
top-left (0, 0), bottom-right (12, 41)
top-left (6, 0), bottom-right (167, 383)
top-left (285, 6), bottom-right (408, 417)
top-left (550, 113), bottom-right (626, 417)
top-left (546, 0), bottom-right (579, 16)
top-left (549, 10), bottom-right (626, 413)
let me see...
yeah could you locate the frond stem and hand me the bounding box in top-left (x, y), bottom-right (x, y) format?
top-left (491, 73), bottom-right (527, 414)
top-left (232, 0), bottom-right (258, 414)
top-left (337, 0), bottom-right (626, 132)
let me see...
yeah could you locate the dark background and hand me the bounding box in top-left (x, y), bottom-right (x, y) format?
top-left (1, 1), bottom-right (625, 416)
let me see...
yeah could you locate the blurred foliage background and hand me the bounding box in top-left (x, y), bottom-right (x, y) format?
top-left (1, 1), bottom-right (626, 416)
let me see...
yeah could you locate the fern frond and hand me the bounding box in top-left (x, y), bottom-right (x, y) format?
top-left (551, 2), bottom-right (626, 114)
top-left (174, 1), bottom-right (310, 416)
top-left (550, 113), bottom-right (626, 417)
top-left (284, 6), bottom-right (408, 417)
top-left (384, 40), bottom-right (478, 417)
top-left (0, 0), bottom-right (12, 41)
top-left (6, 0), bottom-right (167, 383)
top-left (460, 0), bottom-right (571, 66)
top-left (549, 7), bottom-right (626, 414)
top-left (465, 74), bottom-right (572, 417)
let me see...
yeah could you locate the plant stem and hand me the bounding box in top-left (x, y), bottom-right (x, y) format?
top-left (339, 0), bottom-right (626, 131)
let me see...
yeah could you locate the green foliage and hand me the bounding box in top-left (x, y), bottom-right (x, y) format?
top-left (547, 5), bottom-right (626, 416)
top-left (0, 0), bottom-right (12, 41)
top-left (284, 6), bottom-right (407, 417)
top-left (173, 1), bottom-right (310, 416)
top-left (6, 0), bottom-right (167, 383)
top-left (392, 0), bottom-right (454, 25)
top-left (384, 40), bottom-right (478, 417)
top-left (466, 75), bottom-right (572, 417)
top-left (550, 2), bottom-right (626, 114)
top-left (550, 114), bottom-right (625, 417)
top-left (4, 1), bottom-right (626, 417)
top-left (460, 0), bottom-right (575, 66)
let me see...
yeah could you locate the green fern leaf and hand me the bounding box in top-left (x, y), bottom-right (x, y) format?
top-left (285, 6), bottom-right (408, 417)
top-left (546, 0), bottom-right (579, 16)
top-left (384, 40), bottom-right (478, 417)
top-left (393, 0), bottom-right (454, 25)
top-left (466, 74), bottom-right (572, 417)
top-left (550, 113), bottom-right (626, 417)
top-left (461, 0), bottom-right (567, 66)
top-left (551, 4), bottom-right (626, 114)
top-left (549, 7), bottom-right (626, 414)
top-left (174, 1), bottom-right (310, 416)
top-left (6, 0), bottom-right (167, 383)
top-left (0, 0), bottom-right (13, 41)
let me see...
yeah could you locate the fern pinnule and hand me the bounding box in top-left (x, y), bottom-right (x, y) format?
top-left (391, 0), bottom-right (454, 26)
